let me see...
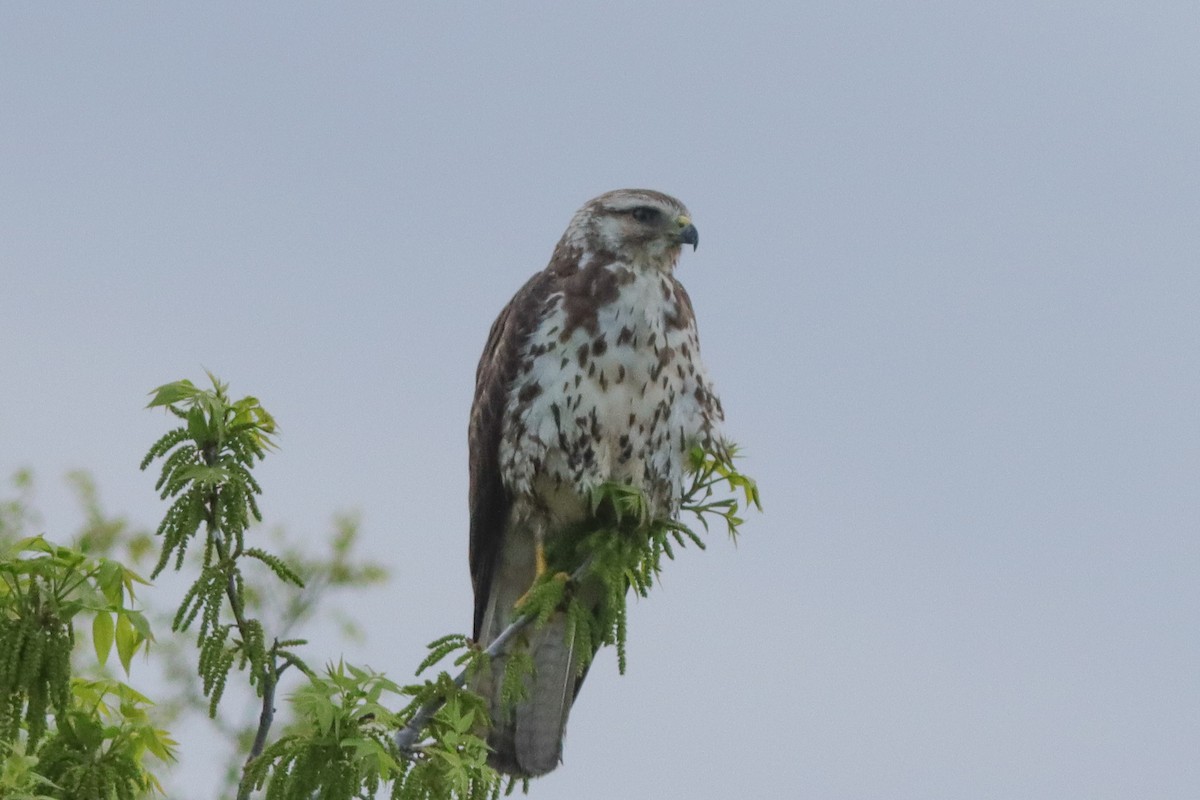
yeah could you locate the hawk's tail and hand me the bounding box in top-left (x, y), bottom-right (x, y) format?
top-left (478, 611), bottom-right (581, 777)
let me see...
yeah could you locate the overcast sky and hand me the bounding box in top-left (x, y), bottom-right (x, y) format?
top-left (2, 4), bottom-right (1198, 799)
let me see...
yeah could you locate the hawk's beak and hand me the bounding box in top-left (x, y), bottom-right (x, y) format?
top-left (676, 216), bottom-right (699, 251)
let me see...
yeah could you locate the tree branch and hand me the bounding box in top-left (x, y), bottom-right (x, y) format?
top-left (199, 459), bottom-right (282, 800)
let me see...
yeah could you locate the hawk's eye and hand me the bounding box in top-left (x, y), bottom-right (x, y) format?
top-left (629, 206), bottom-right (660, 224)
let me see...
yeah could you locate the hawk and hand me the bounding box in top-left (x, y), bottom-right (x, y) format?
top-left (468, 189), bottom-right (724, 776)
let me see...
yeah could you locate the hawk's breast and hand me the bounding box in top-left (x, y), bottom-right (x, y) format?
top-left (499, 262), bottom-right (721, 519)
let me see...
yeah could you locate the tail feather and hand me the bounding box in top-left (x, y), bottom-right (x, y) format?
top-left (483, 612), bottom-right (579, 777)
top-left (512, 614), bottom-right (577, 775)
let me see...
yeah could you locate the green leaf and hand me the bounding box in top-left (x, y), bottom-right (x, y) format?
top-left (115, 612), bottom-right (139, 674)
top-left (121, 562), bottom-right (152, 589)
top-left (124, 609), bottom-right (153, 643)
top-left (142, 728), bottom-right (179, 762)
top-left (95, 559), bottom-right (125, 606)
top-left (175, 465), bottom-right (231, 486)
top-left (15, 534), bottom-right (53, 555)
top-left (186, 407), bottom-right (209, 442)
top-left (146, 379), bottom-right (199, 408)
top-left (92, 610), bottom-right (115, 666)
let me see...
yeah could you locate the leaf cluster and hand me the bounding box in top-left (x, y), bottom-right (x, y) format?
top-left (0, 530), bottom-right (170, 798)
top-left (679, 443), bottom-right (762, 537)
top-left (395, 683), bottom-right (502, 800)
top-left (140, 375), bottom-right (306, 723)
top-left (2, 451), bottom-right (393, 799)
top-left (245, 661), bottom-right (411, 800)
top-left (142, 374), bottom-right (275, 580)
top-left (0, 536), bottom-right (150, 746)
top-left (392, 662), bottom-right (509, 800)
top-left (33, 679), bottom-right (176, 800)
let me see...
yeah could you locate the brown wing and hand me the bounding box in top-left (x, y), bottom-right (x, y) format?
top-left (468, 271), bottom-right (555, 640)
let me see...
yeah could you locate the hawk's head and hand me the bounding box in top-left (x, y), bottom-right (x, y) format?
top-left (561, 189), bottom-right (698, 271)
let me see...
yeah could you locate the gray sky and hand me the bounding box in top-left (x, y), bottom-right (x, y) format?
top-left (3, 3), bottom-right (1198, 798)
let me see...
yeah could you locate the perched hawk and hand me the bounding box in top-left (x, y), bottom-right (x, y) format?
top-left (469, 189), bottom-right (723, 776)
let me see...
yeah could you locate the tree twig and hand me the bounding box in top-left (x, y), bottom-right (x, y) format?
top-left (247, 647), bottom-right (282, 760)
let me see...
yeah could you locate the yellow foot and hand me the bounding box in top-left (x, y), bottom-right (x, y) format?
top-left (514, 541), bottom-right (548, 608)
top-left (514, 543), bottom-right (572, 608)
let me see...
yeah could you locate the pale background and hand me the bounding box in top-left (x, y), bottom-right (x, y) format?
top-left (2, 4), bottom-right (1198, 799)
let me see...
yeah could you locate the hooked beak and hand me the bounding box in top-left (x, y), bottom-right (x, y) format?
top-left (676, 215), bottom-right (699, 250)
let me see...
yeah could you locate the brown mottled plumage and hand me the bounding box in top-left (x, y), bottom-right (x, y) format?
top-left (468, 189), bottom-right (723, 777)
